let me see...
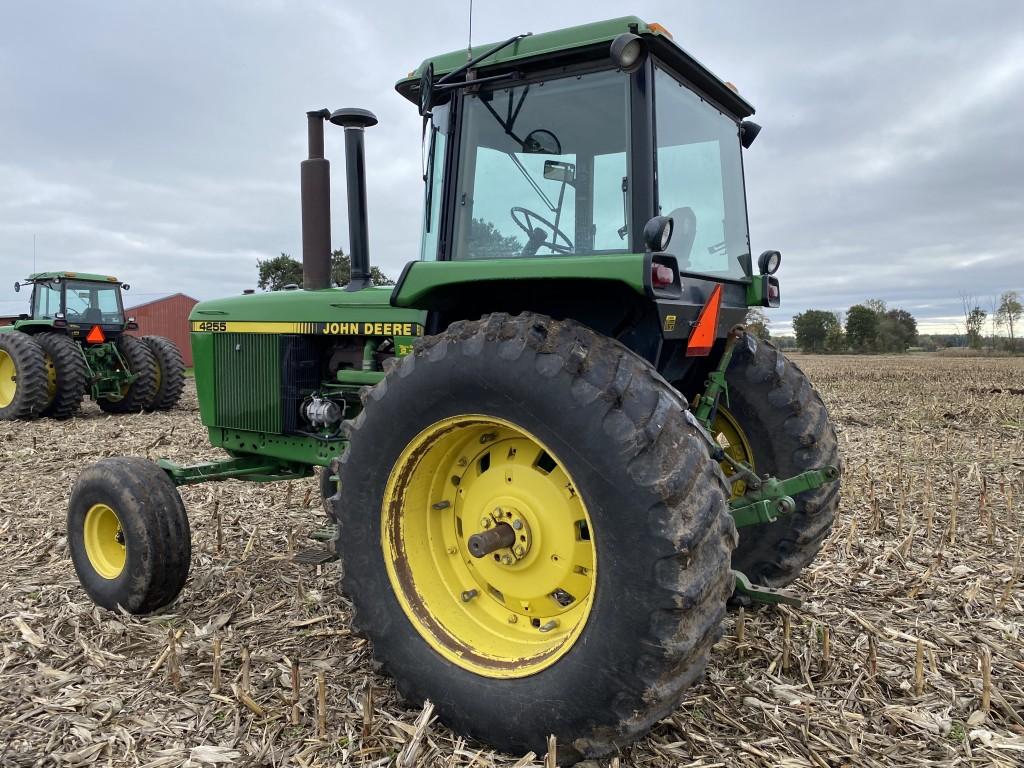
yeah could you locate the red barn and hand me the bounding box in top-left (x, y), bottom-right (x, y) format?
top-left (125, 293), bottom-right (198, 366)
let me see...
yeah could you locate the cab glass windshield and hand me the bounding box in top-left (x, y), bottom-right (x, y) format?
top-left (655, 66), bottom-right (750, 279)
top-left (451, 70), bottom-right (630, 260)
top-left (64, 281), bottom-right (124, 324)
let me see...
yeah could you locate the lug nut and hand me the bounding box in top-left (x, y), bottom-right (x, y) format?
top-left (461, 589), bottom-right (478, 602)
top-left (480, 517), bottom-right (492, 529)
top-left (512, 519), bottom-right (523, 530)
top-left (501, 555), bottom-right (514, 565)
top-left (508, 615), bottom-right (518, 624)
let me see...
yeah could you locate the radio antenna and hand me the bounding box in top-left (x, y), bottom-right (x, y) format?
top-left (467, 0), bottom-right (473, 61)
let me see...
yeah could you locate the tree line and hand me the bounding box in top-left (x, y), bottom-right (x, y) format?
top-left (788, 290), bottom-right (1021, 354)
top-left (256, 250), bottom-right (393, 291)
top-left (792, 299), bottom-right (917, 354)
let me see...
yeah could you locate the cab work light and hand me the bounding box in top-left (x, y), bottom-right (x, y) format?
top-left (685, 285), bottom-right (722, 357)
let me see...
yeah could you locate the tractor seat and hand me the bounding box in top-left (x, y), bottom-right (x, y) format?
top-left (81, 307), bottom-right (103, 324)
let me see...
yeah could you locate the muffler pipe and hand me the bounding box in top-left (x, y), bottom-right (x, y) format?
top-left (329, 108), bottom-right (378, 291)
top-left (300, 109), bottom-right (332, 291)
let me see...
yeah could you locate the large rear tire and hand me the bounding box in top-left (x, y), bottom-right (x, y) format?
top-left (336, 313), bottom-right (735, 763)
top-left (68, 457), bottom-right (191, 613)
top-left (721, 335), bottom-right (841, 587)
top-left (36, 332), bottom-right (88, 420)
top-left (97, 336), bottom-right (159, 414)
top-left (141, 335), bottom-right (186, 411)
top-left (0, 331), bottom-right (48, 421)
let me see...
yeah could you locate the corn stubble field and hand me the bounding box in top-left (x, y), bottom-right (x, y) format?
top-left (1, 354), bottom-right (1022, 767)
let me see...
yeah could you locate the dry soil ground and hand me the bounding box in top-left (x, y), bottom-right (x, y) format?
top-left (1, 354), bottom-right (1022, 767)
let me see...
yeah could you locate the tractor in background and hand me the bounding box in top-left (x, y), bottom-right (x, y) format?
top-left (0, 272), bottom-right (185, 419)
top-left (67, 17), bottom-right (840, 764)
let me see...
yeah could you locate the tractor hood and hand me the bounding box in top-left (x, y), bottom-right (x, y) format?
top-left (189, 286), bottom-right (425, 326)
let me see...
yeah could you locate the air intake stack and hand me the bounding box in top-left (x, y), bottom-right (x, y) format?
top-left (329, 108), bottom-right (378, 291)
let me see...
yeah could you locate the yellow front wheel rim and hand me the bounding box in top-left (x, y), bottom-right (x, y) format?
top-left (382, 416), bottom-right (596, 678)
top-left (712, 405), bottom-right (756, 498)
top-left (0, 350), bottom-right (16, 408)
top-left (83, 503), bottom-right (127, 579)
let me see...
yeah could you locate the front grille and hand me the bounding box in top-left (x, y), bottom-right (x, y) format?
top-left (213, 333), bottom-right (282, 433)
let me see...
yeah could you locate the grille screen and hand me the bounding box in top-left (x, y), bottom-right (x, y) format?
top-left (213, 333), bottom-right (282, 433)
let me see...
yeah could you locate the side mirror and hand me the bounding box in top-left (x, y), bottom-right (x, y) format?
top-left (121, 283), bottom-right (131, 291)
top-left (418, 63), bottom-right (435, 117)
top-left (543, 160), bottom-right (576, 185)
top-left (13, 281), bottom-right (20, 293)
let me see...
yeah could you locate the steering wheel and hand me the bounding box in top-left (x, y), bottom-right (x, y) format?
top-left (510, 207), bottom-right (574, 257)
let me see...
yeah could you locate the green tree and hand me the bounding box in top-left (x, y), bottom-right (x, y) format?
top-left (744, 308), bottom-right (771, 341)
top-left (845, 304), bottom-right (879, 352)
top-left (965, 306), bottom-right (987, 349)
top-left (997, 290), bottom-right (1022, 351)
top-left (877, 308), bottom-right (917, 352)
top-left (257, 253), bottom-right (303, 291)
top-left (824, 312), bottom-right (846, 352)
top-left (330, 249), bottom-right (395, 287)
top-left (793, 309), bottom-right (840, 353)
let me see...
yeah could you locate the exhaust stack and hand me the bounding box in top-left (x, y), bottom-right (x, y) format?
top-left (300, 109), bottom-right (332, 291)
top-left (329, 108), bottom-right (378, 291)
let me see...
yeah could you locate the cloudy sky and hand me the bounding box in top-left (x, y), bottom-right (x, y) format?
top-left (1, 1), bottom-right (1021, 334)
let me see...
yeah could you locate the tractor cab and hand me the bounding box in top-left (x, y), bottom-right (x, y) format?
top-left (395, 17), bottom-right (778, 367)
top-left (404, 18), bottom-right (756, 275)
top-left (15, 272), bottom-right (132, 342)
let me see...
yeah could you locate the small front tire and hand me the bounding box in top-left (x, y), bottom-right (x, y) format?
top-left (68, 457), bottom-right (191, 613)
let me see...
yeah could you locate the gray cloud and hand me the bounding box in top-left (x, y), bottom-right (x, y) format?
top-left (1, 1), bottom-right (1022, 335)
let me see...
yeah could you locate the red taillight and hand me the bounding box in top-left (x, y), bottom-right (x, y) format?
top-left (86, 325), bottom-right (106, 344)
top-left (651, 263), bottom-right (674, 288)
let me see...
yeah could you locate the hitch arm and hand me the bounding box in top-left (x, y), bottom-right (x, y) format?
top-left (729, 465), bottom-right (840, 528)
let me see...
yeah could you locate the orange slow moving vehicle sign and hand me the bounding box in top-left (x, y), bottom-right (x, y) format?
top-left (85, 325), bottom-right (106, 344)
top-left (685, 284), bottom-right (722, 357)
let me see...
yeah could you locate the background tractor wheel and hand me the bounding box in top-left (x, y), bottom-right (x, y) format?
top-left (36, 332), bottom-right (88, 420)
top-left (719, 335), bottom-right (841, 587)
top-left (97, 335), bottom-right (159, 414)
top-left (141, 335), bottom-right (186, 411)
top-left (0, 331), bottom-right (48, 421)
top-left (68, 457), bottom-right (191, 613)
top-left (336, 313), bottom-right (736, 763)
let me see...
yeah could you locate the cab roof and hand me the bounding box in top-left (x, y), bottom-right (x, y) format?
top-left (28, 271), bottom-right (121, 283)
top-left (396, 15), bottom-right (754, 119)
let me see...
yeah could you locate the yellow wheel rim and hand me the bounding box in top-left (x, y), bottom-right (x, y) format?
top-left (44, 353), bottom-right (57, 407)
top-left (712, 405), bottom-right (756, 498)
top-left (382, 416), bottom-right (596, 678)
top-left (0, 349), bottom-right (15, 408)
top-left (83, 503), bottom-right (127, 579)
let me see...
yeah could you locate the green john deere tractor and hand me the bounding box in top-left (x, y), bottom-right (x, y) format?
top-left (0, 272), bottom-right (185, 420)
top-left (68, 17), bottom-right (840, 763)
